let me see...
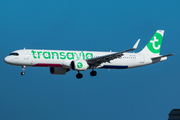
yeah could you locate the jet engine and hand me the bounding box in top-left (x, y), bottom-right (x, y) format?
top-left (50, 67), bottom-right (69, 75)
top-left (70, 60), bottom-right (89, 71)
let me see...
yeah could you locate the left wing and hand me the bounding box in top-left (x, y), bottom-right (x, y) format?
top-left (86, 39), bottom-right (140, 68)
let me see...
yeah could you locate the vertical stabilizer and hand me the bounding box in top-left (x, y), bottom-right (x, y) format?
top-left (139, 30), bottom-right (164, 56)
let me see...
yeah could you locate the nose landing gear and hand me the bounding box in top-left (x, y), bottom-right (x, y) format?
top-left (21, 66), bottom-right (26, 75)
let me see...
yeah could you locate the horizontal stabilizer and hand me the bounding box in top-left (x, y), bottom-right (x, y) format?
top-left (151, 54), bottom-right (175, 60)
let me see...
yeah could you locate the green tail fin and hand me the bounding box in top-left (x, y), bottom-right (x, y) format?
top-left (140, 30), bottom-right (164, 55)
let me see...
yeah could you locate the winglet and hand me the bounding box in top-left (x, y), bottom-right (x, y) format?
top-left (133, 39), bottom-right (140, 50)
top-left (120, 39), bottom-right (140, 53)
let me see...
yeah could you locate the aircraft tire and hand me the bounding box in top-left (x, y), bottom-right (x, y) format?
top-left (76, 73), bottom-right (83, 79)
top-left (21, 72), bottom-right (25, 75)
top-left (90, 71), bottom-right (97, 76)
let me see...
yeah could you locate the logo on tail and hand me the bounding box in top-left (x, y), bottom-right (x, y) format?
top-left (147, 32), bottom-right (163, 54)
top-left (140, 30), bottom-right (164, 55)
top-left (150, 36), bottom-right (161, 50)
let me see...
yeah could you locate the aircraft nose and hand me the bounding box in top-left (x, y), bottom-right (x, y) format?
top-left (4, 56), bottom-right (11, 64)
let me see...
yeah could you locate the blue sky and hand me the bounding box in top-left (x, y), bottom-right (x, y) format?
top-left (0, 0), bottom-right (180, 120)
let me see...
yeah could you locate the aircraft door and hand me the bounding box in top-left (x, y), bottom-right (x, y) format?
top-left (140, 55), bottom-right (145, 63)
top-left (23, 50), bottom-right (29, 60)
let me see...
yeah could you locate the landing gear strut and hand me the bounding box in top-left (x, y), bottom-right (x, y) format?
top-left (90, 70), bottom-right (97, 77)
top-left (21, 66), bottom-right (26, 75)
top-left (76, 71), bottom-right (83, 79)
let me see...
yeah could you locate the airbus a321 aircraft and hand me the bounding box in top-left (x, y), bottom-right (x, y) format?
top-left (4, 30), bottom-right (174, 79)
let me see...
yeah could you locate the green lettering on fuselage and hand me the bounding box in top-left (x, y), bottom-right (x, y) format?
top-left (86, 53), bottom-right (93, 59)
top-left (31, 50), bottom-right (93, 60)
top-left (82, 51), bottom-right (85, 59)
top-left (67, 52), bottom-right (74, 60)
top-left (43, 52), bottom-right (50, 59)
top-left (74, 52), bottom-right (81, 60)
top-left (51, 52), bottom-right (59, 59)
top-left (60, 52), bottom-right (66, 59)
top-left (31, 50), bottom-right (37, 59)
top-left (37, 51), bottom-right (42, 59)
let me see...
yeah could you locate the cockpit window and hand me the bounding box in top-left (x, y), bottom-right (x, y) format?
top-left (9, 52), bottom-right (19, 56)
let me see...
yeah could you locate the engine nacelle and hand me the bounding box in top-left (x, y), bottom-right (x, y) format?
top-left (70, 60), bottom-right (89, 71)
top-left (50, 67), bottom-right (69, 75)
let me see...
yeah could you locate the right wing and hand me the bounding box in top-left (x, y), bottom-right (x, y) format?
top-left (86, 39), bottom-right (140, 68)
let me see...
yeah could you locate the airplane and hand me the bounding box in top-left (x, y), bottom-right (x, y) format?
top-left (4, 30), bottom-right (174, 79)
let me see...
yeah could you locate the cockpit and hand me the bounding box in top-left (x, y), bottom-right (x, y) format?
top-left (9, 52), bottom-right (19, 56)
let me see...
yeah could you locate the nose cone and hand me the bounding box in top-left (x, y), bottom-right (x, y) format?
top-left (4, 56), bottom-right (11, 64)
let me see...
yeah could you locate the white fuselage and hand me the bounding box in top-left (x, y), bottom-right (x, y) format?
top-left (3, 30), bottom-right (173, 78)
top-left (4, 49), bottom-right (166, 69)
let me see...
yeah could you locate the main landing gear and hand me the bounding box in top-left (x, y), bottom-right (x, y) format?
top-left (76, 70), bottom-right (97, 79)
top-left (90, 70), bottom-right (97, 76)
top-left (76, 71), bottom-right (83, 79)
top-left (21, 66), bottom-right (26, 75)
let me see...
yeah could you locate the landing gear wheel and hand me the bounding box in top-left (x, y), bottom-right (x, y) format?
top-left (76, 73), bottom-right (83, 79)
top-left (21, 72), bottom-right (25, 75)
top-left (90, 70), bottom-right (97, 76)
top-left (21, 66), bottom-right (26, 76)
